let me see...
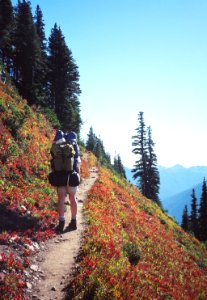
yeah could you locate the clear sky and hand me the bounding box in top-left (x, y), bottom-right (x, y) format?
top-left (12, 0), bottom-right (207, 168)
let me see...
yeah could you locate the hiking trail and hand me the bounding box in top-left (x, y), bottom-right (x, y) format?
top-left (27, 164), bottom-right (98, 300)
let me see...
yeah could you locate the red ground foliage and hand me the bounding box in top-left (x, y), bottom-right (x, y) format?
top-left (0, 82), bottom-right (90, 299)
top-left (66, 168), bottom-right (207, 300)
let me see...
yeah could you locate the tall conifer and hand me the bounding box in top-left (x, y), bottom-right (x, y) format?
top-left (33, 4), bottom-right (48, 106)
top-left (47, 24), bottom-right (81, 132)
top-left (190, 188), bottom-right (199, 238)
top-left (132, 112), bottom-right (161, 206)
top-left (132, 112), bottom-right (148, 196)
top-left (181, 205), bottom-right (190, 231)
top-left (13, 0), bottom-right (42, 105)
top-left (146, 126), bottom-right (160, 205)
top-left (198, 177), bottom-right (207, 241)
top-left (86, 126), bottom-right (96, 152)
top-left (0, 0), bottom-right (14, 71)
top-left (34, 5), bottom-right (47, 53)
top-left (114, 154), bottom-right (126, 179)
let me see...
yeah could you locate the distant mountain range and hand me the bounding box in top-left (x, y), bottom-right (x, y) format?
top-left (125, 167), bottom-right (136, 185)
top-left (125, 165), bottom-right (207, 224)
top-left (158, 165), bottom-right (207, 199)
top-left (163, 182), bottom-right (203, 224)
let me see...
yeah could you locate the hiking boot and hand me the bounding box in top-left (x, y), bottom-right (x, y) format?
top-left (68, 219), bottom-right (77, 230)
top-left (56, 220), bottom-right (65, 233)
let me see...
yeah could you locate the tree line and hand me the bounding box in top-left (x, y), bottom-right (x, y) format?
top-left (0, 0), bottom-right (81, 132)
top-left (181, 177), bottom-right (207, 242)
top-left (86, 126), bottom-right (126, 179)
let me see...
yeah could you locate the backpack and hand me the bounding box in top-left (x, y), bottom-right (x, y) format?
top-left (50, 142), bottom-right (75, 172)
top-left (48, 170), bottom-right (80, 187)
top-left (68, 171), bottom-right (80, 187)
top-left (48, 170), bottom-right (69, 187)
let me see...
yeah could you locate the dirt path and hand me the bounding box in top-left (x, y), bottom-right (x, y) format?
top-left (27, 166), bottom-right (98, 300)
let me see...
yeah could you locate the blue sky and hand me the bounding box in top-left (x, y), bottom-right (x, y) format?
top-left (12, 0), bottom-right (207, 168)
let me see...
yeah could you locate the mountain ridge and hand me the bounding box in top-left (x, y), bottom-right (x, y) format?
top-left (164, 182), bottom-right (203, 223)
top-left (125, 164), bottom-right (207, 224)
top-left (159, 164), bottom-right (207, 200)
top-left (125, 164), bottom-right (207, 198)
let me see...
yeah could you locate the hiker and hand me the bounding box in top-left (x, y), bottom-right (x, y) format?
top-left (51, 130), bottom-right (81, 232)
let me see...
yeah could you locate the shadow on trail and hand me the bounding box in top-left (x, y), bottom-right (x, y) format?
top-left (0, 204), bottom-right (41, 233)
top-left (55, 225), bottom-right (77, 235)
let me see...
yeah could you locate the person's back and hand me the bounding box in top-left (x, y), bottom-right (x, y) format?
top-left (64, 131), bottom-right (81, 173)
top-left (50, 130), bottom-right (81, 233)
top-left (51, 141), bottom-right (75, 173)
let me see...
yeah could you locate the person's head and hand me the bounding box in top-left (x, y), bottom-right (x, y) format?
top-left (65, 131), bottom-right (77, 143)
top-left (54, 130), bottom-right (65, 144)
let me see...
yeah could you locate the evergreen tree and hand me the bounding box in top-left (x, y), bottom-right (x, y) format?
top-left (118, 154), bottom-right (126, 179)
top-left (13, 0), bottom-right (42, 105)
top-left (104, 152), bottom-right (111, 168)
top-left (93, 138), bottom-right (111, 167)
top-left (0, 0), bottom-right (14, 71)
top-left (114, 154), bottom-right (126, 179)
top-left (132, 112), bottom-right (161, 206)
top-left (198, 177), bottom-right (207, 241)
top-left (145, 126), bottom-right (161, 205)
top-left (132, 112), bottom-right (148, 196)
top-left (86, 126), bottom-right (96, 152)
top-left (93, 138), bottom-right (103, 160)
top-left (33, 4), bottom-right (48, 106)
top-left (114, 156), bottom-right (118, 170)
top-left (190, 188), bottom-right (199, 238)
top-left (47, 23), bottom-right (81, 132)
top-left (85, 127), bottom-right (112, 168)
top-left (181, 205), bottom-right (190, 231)
top-left (34, 5), bottom-right (47, 53)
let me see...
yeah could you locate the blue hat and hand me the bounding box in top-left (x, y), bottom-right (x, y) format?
top-left (54, 130), bottom-right (64, 141)
top-left (65, 131), bottom-right (77, 142)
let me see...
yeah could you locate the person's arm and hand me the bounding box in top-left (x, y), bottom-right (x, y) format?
top-left (73, 143), bottom-right (81, 173)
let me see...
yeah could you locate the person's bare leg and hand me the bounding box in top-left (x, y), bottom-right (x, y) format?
top-left (67, 186), bottom-right (78, 230)
top-left (57, 187), bottom-right (66, 217)
top-left (69, 192), bottom-right (77, 219)
top-left (56, 187), bottom-right (66, 232)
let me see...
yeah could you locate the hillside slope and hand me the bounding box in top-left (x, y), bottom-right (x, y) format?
top-left (0, 81), bottom-right (91, 299)
top-left (0, 82), bottom-right (55, 298)
top-left (66, 168), bottom-right (207, 299)
top-left (1, 82), bottom-right (207, 299)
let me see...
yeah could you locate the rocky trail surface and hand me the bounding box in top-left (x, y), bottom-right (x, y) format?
top-left (26, 166), bottom-right (98, 300)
